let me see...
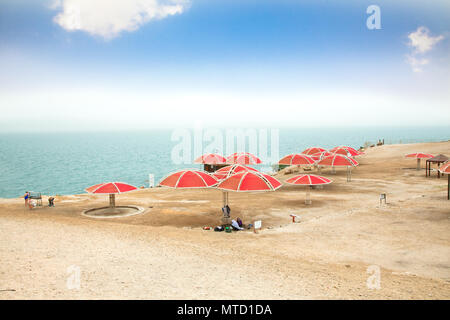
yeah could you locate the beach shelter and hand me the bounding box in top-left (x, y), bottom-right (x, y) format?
top-left (159, 169), bottom-right (218, 188)
top-left (426, 154), bottom-right (448, 178)
top-left (311, 151), bottom-right (333, 161)
top-left (216, 171), bottom-right (282, 207)
top-left (438, 162), bottom-right (450, 200)
top-left (85, 182), bottom-right (138, 208)
top-left (278, 154), bottom-right (316, 166)
top-left (330, 146), bottom-right (360, 157)
top-left (213, 164), bottom-right (259, 180)
top-left (226, 152), bottom-right (262, 165)
top-left (302, 147), bottom-right (327, 155)
top-left (405, 153), bottom-right (433, 170)
top-left (285, 174), bottom-right (332, 204)
top-left (330, 145), bottom-right (359, 153)
top-left (317, 154), bottom-right (359, 181)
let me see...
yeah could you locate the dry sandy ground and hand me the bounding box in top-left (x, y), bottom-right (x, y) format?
top-left (1, 141), bottom-right (449, 299)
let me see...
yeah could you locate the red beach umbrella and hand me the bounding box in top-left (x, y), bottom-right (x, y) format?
top-left (226, 152), bottom-right (262, 165)
top-left (285, 174), bottom-right (332, 204)
top-left (311, 151), bottom-right (333, 161)
top-left (85, 182), bottom-right (138, 208)
top-left (405, 153), bottom-right (434, 170)
top-left (217, 171), bottom-right (281, 192)
top-left (159, 170), bottom-right (218, 188)
top-left (216, 171), bottom-right (282, 207)
top-left (331, 146), bottom-right (360, 157)
top-left (330, 145), bottom-right (359, 153)
top-left (317, 154), bottom-right (358, 181)
top-left (213, 164), bottom-right (259, 180)
top-left (194, 153), bottom-right (227, 164)
top-left (302, 147), bottom-right (327, 155)
top-left (278, 154), bottom-right (316, 166)
top-left (438, 162), bottom-right (450, 200)
top-left (318, 154), bottom-right (359, 167)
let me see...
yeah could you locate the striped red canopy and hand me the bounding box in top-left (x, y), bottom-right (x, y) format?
top-left (330, 146), bottom-right (360, 157)
top-left (194, 153), bottom-right (227, 164)
top-left (438, 162), bottom-right (450, 174)
top-left (226, 152), bottom-right (262, 165)
top-left (302, 147), bottom-right (327, 155)
top-left (213, 164), bottom-right (259, 180)
top-left (279, 154), bottom-right (316, 166)
top-left (311, 151), bottom-right (333, 161)
top-left (318, 154), bottom-right (359, 167)
top-left (159, 170), bottom-right (218, 188)
top-left (286, 174), bottom-right (332, 185)
top-left (217, 171), bottom-right (282, 192)
top-left (330, 145), bottom-right (358, 152)
top-left (85, 182), bottom-right (137, 194)
top-left (405, 153), bottom-right (434, 159)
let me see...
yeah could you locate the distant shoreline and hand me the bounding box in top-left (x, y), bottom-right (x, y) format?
top-left (1, 140), bottom-right (449, 200)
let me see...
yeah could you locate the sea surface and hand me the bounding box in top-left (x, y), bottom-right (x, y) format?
top-left (1, 126), bottom-right (449, 199)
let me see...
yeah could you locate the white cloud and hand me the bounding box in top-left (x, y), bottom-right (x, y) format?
top-left (405, 55), bottom-right (429, 73)
top-left (406, 26), bottom-right (444, 72)
top-left (407, 26), bottom-right (444, 54)
top-left (51, 0), bottom-right (189, 39)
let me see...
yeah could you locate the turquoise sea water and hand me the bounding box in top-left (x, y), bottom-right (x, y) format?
top-left (1, 127), bottom-right (449, 199)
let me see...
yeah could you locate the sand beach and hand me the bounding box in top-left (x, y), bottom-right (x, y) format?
top-left (1, 141), bottom-right (449, 299)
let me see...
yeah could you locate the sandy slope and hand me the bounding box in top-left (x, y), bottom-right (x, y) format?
top-left (0, 141), bottom-right (449, 299)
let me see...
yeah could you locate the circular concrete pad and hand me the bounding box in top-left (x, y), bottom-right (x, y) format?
top-left (82, 205), bottom-right (145, 219)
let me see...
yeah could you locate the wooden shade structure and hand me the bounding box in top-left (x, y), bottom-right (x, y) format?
top-left (438, 162), bottom-right (450, 200)
top-left (426, 154), bottom-right (448, 178)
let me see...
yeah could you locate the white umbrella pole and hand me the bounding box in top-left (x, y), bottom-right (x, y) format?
top-left (305, 187), bottom-right (311, 205)
top-left (222, 191), bottom-right (229, 206)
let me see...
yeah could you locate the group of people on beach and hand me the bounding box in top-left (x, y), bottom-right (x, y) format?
top-left (23, 191), bottom-right (55, 209)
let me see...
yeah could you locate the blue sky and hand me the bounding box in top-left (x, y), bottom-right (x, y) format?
top-left (0, 0), bottom-right (449, 131)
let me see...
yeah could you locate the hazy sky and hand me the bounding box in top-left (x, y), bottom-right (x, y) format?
top-left (0, 0), bottom-right (449, 132)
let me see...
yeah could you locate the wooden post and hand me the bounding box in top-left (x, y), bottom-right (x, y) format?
top-left (109, 194), bottom-right (115, 208)
top-left (416, 158), bottom-right (420, 170)
top-left (448, 175), bottom-right (449, 200)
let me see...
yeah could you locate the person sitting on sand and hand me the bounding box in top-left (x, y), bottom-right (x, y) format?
top-left (24, 191), bottom-right (30, 207)
top-left (48, 196), bottom-right (55, 207)
top-left (231, 219), bottom-right (244, 231)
